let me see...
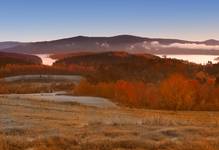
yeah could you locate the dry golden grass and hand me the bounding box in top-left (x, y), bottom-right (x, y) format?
top-left (0, 81), bottom-right (75, 94)
top-left (0, 95), bottom-right (219, 150)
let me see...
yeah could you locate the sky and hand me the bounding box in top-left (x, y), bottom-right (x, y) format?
top-left (0, 0), bottom-right (219, 42)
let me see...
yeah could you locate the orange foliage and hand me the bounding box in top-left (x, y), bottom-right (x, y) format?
top-left (158, 74), bottom-right (219, 110)
top-left (74, 80), bottom-right (159, 108)
top-left (74, 74), bottom-right (219, 111)
top-left (159, 74), bottom-right (197, 110)
top-left (114, 81), bottom-right (150, 106)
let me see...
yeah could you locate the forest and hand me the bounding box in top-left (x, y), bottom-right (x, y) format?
top-left (1, 51), bottom-right (219, 110)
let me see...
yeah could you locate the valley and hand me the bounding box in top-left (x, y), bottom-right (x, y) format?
top-left (1, 40), bottom-right (219, 150)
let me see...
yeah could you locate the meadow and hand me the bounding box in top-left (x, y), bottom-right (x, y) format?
top-left (0, 96), bottom-right (219, 150)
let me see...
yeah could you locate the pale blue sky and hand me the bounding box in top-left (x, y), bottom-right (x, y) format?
top-left (0, 0), bottom-right (219, 42)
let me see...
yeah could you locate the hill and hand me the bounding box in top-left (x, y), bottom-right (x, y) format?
top-left (54, 51), bottom-right (159, 65)
top-left (1, 35), bottom-right (219, 55)
top-left (0, 52), bottom-right (42, 66)
top-left (54, 51), bottom-right (201, 82)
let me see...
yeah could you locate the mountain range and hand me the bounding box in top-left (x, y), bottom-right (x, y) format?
top-left (1, 35), bottom-right (219, 55)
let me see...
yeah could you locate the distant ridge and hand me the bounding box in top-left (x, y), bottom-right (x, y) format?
top-left (1, 35), bottom-right (219, 55)
top-left (0, 42), bottom-right (22, 50)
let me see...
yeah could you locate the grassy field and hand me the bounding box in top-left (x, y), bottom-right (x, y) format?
top-left (0, 95), bottom-right (219, 150)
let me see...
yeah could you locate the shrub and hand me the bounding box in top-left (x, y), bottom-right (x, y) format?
top-left (74, 74), bottom-right (219, 111)
top-left (159, 74), bottom-right (197, 110)
top-left (74, 80), bottom-right (159, 108)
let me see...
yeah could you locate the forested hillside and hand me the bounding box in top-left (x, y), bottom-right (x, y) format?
top-left (0, 52), bottom-right (42, 66)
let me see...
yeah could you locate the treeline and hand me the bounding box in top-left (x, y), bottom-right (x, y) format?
top-left (74, 72), bottom-right (219, 111)
top-left (0, 64), bottom-right (93, 78)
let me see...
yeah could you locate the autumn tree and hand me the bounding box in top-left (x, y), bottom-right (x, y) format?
top-left (159, 74), bottom-right (196, 110)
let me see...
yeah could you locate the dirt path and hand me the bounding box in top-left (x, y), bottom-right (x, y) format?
top-left (0, 75), bottom-right (83, 83)
top-left (0, 92), bottom-right (118, 108)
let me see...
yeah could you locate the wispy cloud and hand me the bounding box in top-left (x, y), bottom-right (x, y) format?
top-left (130, 41), bottom-right (219, 51)
top-left (163, 43), bottom-right (219, 50)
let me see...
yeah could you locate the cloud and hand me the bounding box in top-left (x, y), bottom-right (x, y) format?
top-left (131, 41), bottom-right (219, 51)
top-left (162, 43), bottom-right (219, 50)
